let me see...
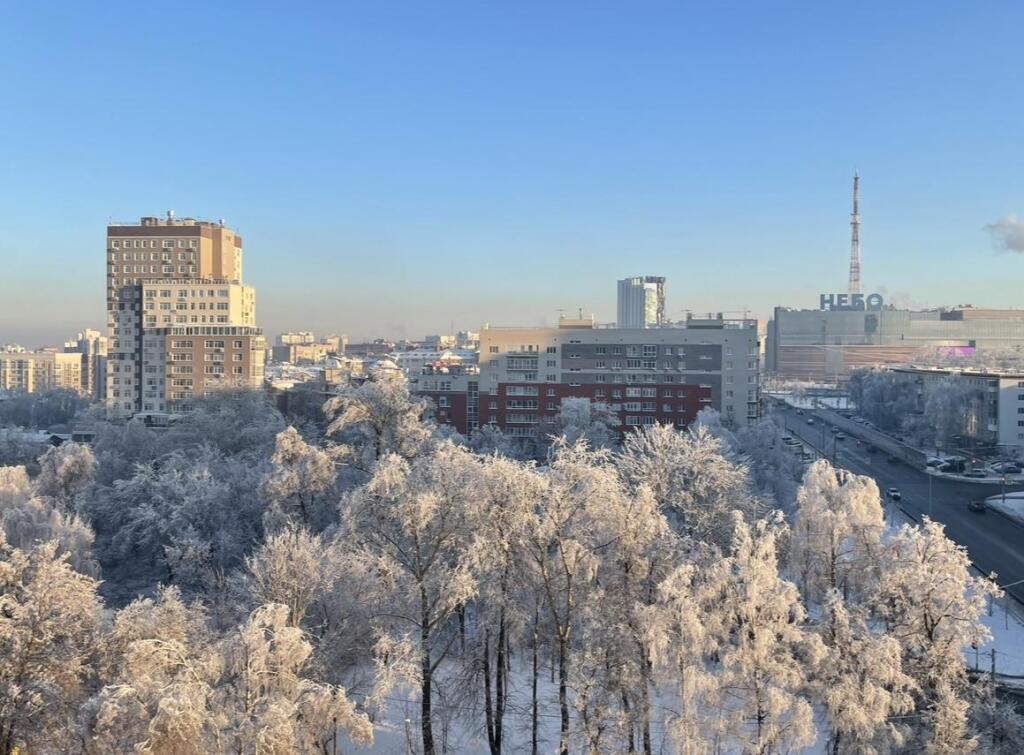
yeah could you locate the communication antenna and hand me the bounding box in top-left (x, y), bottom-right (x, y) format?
top-left (848, 171), bottom-right (862, 295)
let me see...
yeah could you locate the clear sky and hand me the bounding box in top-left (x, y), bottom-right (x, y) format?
top-left (2, 1), bottom-right (1023, 345)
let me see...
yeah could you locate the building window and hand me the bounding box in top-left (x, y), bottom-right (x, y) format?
top-left (489, 346), bottom-right (499, 353)
top-left (546, 346), bottom-right (557, 353)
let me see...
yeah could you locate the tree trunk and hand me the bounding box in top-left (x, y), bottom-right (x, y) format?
top-left (420, 587), bottom-right (435, 755)
top-left (484, 630), bottom-right (496, 754)
top-left (622, 692), bottom-right (635, 752)
top-left (531, 609), bottom-right (540, 755)
top-left (495, 612), bottom-right (507, 755)
top-left (638, 644), bottom-right (652, 755)
top-left (558, 634), bottom-right (570, 755)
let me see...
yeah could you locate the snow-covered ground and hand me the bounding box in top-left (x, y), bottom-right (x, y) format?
top-left (985, 491), bottom-right (1024, 526)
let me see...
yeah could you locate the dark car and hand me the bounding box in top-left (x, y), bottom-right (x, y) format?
top-left (835, 433), bottom-right (846, 441)
top-left (887, 456), bottom-right (899, 464)
top-left (796, 409), bottom-right (804, 415)
top-left (968, 500), bottom-right (987, 513)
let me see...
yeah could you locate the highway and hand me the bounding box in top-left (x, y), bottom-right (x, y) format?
top-left (777, 404), bottom-right (1024, 605)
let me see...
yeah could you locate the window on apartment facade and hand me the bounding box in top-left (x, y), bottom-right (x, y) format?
top-left (546, 346), bottom-right (557, 353)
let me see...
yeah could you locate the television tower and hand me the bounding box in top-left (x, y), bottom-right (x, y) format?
top-left (848, 171), bottom-right (862, 295)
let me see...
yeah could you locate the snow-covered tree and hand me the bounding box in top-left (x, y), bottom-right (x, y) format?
top-left (33, 441), bottom-right (96, 512)
top-left (0, 532), bottom-right (102, 755)
top-left (519, 440), bottom-right (626, 754)
top-left (552, 396), bottom-right (620, 449)
top-left (463, 454), bottom-right (546, 754)
top-left (710, 513), bottom-right (823, 754)
top-left (0, 465), bottom-right (96, 575)
top-left (875, 518), bottom-right (1001, 752)
top-left (789, 460), bottom-right (885, 603)
top-left (157, 389), bottom-right (286, 459)
top-left (469, 423), bottom-right (518, 458)
top-left (324, 363), bottom-right (432, 469)
top-left (618, 422), bottom-right (758, 546)
top-left (87, 594), bottom-right (372, 753)
top-left (261, 426), bottom-right (338, 530)
top-left (246, 525), bottom-right (335, 628)
top-left (816, 590), bottom-right (916, 754)
top-left (344, 440), bottom-right (479, 755)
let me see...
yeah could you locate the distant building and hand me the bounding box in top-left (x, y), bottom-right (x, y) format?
top-left (277, 331), bottom-right (316, 346)
top-left (883, 365), bottom-right (1024, 452)
top-left (617, 276), bottom-right (666, 328)
top-left (413, 315), bottom-right (759, 441)
top-left (63, 329), bottom-right (107, 400)
top-left (767, 301), bottom-right (1024, 383)
top-left (424, 334), bottom-right (457, 350)
top-left (270, 332), bottom-right (347, 364)
top-left (0, 348), bottom-right (83, 394)
top-left (106, 214), bottom-right (266, 415)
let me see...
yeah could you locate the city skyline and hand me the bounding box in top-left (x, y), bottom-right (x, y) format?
top-left (3, 2), bottom-right (1024, 345)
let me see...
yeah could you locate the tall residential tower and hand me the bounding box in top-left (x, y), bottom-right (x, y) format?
top-left (105, 213), bottom-right (265, 416)
top-left (617, 276), bottom-right (666, 328)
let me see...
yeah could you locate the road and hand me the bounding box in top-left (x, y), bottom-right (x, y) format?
top-left (778, 404), bottom-right (1024, 605)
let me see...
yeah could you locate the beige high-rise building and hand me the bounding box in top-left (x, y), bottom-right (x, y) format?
top-left (106, 213), bottom-right (265, 416)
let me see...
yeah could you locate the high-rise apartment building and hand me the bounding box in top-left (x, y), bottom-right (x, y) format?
top-left (617, 276), bottom-right (666, 328)
top-left (106, 213), bottom-right (265, 416)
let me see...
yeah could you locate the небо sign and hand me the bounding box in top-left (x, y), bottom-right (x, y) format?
top-left (819, 293), bottom-right (884, 311)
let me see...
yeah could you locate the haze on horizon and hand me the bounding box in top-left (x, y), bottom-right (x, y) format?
top-left (2, 1), bottom-right (1024, 347)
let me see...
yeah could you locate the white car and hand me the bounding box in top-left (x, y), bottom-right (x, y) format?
top-left (886, 487), bottom-right (901, 501)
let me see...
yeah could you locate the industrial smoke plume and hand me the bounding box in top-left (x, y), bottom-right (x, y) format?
top-left (985, 214), bottom-right (1024, 252)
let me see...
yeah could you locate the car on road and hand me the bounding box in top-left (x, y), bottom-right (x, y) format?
top-left (835, 433), bottom-right (846, 441)
top-left (887, 456), bottom-right (899, 464)
top-left (968, 500), bottom-right (987, 513)
top-left (926, 457), bottom-right (945, 468)
top-left (886, 487), bottom-right (901, 500)
top-left (807, 418), bottom-right (814, 425)
top-left (991, 462), bottom-right (1022, 474)
top-left (830, 426), bottom-right (840, 434)
top-left (796, 409), bottom-right (804, 415)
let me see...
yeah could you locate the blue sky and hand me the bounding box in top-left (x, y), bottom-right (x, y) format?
top-left (2, 1), bottom-right (1023, 344)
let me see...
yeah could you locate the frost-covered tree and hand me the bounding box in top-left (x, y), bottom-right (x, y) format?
top-left (324, 363), bottom-right (432, 469)
top-left (87, 594), bottom-right (372, 753)
top-left (816, 590), bottom-right (916, 754)
top-left (619, 422), bottom-right (757, 546)
top-left (789, 460), bottom-right (885, 603)
top-left (552, 396), bottom-right (620, 449)
top-left (469, 423), bottom-right (518, 458)
top-left (85, 445), bottom-right (267, 589)
top-left (875, 519), bottom-right (1001, 752)
top-left (0, 532), bottom-right (102, 755)
top-left (519, 440), bottom-right (625, 755)
top-left (345, 440), bottom-right (478, 755)
top-left (157, 389), bottom-right (286, 459)
top-left (261, 426), bottom-right (337, 530)
top-left (578, 480), bottom-right (675, 754)
top-left (246, 525), bottom-right (335, 628)
top-left (34, 441), bottom-right (96, 511)
top-left (0, 465), bottom-right (97, 576)
top-left (463, 454), bottom-right (546, 754)
top-left (711, 513), bottom-right (823, 754)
